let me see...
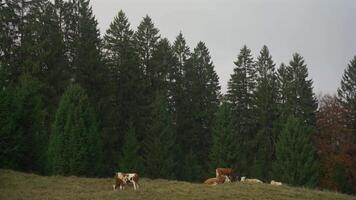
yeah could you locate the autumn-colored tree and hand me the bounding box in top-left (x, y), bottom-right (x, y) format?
top-left (316, 95), bottom-right (356, 194)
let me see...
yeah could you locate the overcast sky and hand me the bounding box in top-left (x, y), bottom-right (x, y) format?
top-left (90, 0), bottom-right (356, 95)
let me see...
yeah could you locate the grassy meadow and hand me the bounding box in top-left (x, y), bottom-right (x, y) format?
top-left (0, 169), bottom-right (355, 200)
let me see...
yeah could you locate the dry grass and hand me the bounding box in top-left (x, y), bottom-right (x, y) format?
top-left (0, 169), bottom-right (355, 200)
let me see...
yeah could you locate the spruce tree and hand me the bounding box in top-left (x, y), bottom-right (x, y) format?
top-left (338, 56), bottom-right (356, 136)
top-left (278, 53), bottom-right (317, 127)
top-left (253, 45), bottom-right (278, 180)
top-left (133, 15), bottom-right (160, 142)
top-left (119, 122), bottom-right (142, 172)
top-left (0, 74), bottom-right (47, 172)
top-left (102, 9), bottom-right (144, 173)
top-left (143, 93), bottom-right (176, 179)
top-left (171, 32), bottom-right (191, 180)
top-left (273, 116), bottom-right (319, 187)
top-left (134, 15), bottom-right (160, 77)
top-left (181, 41), bottom-right (220, 178)
top-left (47, 84), bottom-right (102, 176)
top-left (210, 101), bottom-right (236, 171)
top-left (227, 45), bottom-right (256, 175)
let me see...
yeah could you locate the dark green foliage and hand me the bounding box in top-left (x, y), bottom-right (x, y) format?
top-left (134, 15), bottom-right (160, 75)
top-left (253, 46), bottom-right (279, 180)
top-left (227, 45), bottom-right (257, 175)
top-left (102, 9), bottom-right (141, 173)
top-left (183, 41), bottom-right (221, 178)
top-left (338, 56), bottom-right (356, 135)
top-left (119, 122), bottom-right (142, 172)
top-left (0, 74), bottom-right (46, 172)
top-left (143, 93), bottom-right (176, 179)
top-left (334, 163), bottom-right (354, 194)
top-left (47, 84), bottom-right (102, 176)
top-left (278, 54), bottom-right (317, 126)
top-left (149, 38), bottom-right (178, 93)
top-left (273, 117), bottom-right (319, 187)
top-left (210, 101), bottom-right (236, 171)
top-left (171, 33), bottom-right (191, 180)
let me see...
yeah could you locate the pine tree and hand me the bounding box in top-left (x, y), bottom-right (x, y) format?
top-left (210, 101), bottom-right (236, 171)
top-left (143, 93), bottom-right (176, 179)
top-left (184, 41), bottom-right (221, 177)
top-left (133, 15), bottom-right (160, 142)
top-left (0, 74), bottom-right (47, 172)
top-left (119, 122), bottom-right (142, 172)
top-left (134, 15), bottom-right (160, 77)
top-left (253, 45), bottom-right (278, 180)
top-left (149, 38), bottom-right (178, 94)
top-left (338, 56), bottom-right (356, 136)
top-left (171, 32), bottom-right (191, 180)
top-left (227, 45), bottom-right (256, 175)
top-left (273, 116), bottom-right (319, 187)
top-left (47, 84), bottom-right (102, 176)
top-left (102, 9), bottom-right (142, 173)
top-left (278, 53), bottom-right (317, 127)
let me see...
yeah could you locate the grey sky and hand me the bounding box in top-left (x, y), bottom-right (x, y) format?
top-left (90, 0), bottom-right (356, 95)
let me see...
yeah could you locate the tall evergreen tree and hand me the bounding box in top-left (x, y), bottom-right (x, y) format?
top-left (133, 15), bottom-right (160, 142)
top-left (227, 45), bottom-right (256, 175)
top-left (184, 41), bottom-right (220, 177)
top-left (134, 15), bottom-right (160, 77)
top-left (278, 53), bottom-right (317, 126)
top-left (102, 9), bottom-right (144, 173)
top-left (253, 45), bottom-right (278, 180)
top-left (209, 101), bottom-right (236, 171)
top-left (47, 84), bottom-right (102, 176)
top-left (338, 56), bottom-right (356, 136)
top-left (0, 74), bottom-right (46, 172)
top-left (273, 116), bottom-right (319, 187)
top-left (171, 32), bottom-right (191, 180)
top-left (143, 93), bottom-right (176, 179)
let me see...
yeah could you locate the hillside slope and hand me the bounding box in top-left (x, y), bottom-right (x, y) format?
top-left (0, 169), bottom-right (355, 200)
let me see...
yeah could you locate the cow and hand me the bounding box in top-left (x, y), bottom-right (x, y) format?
top-left (270, 180), bottom-right (282, 186)
top-left (204, 175), bottom-right (231, 185)
top-left (113, 172), bottom-right (126, 190)
top-left (123, 173), bottom-right (140, 190)
top-left (241, 176), bottom-right (263, 183)
top-left (215, 168), bottom-right (236, 181)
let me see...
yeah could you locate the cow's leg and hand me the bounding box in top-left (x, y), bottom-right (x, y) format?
top-left (216, 169), bottom-right (219, 177)
top-left (133, 181), bottom-right (137, 190)
top-left (113, 185), bottom-right (116, 191)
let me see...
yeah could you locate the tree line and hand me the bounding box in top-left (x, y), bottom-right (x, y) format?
top-left (0, 0), bottom-right (355, 194)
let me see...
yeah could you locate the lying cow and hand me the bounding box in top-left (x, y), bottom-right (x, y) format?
top-left (113, 172), bottom-right (140, 190)
top-left (216, 168), bottom-right (232, 177)
top-left (270, 180), bottom-right (282, 186)
top-left (204, 175), bottom-right (231, 186)
top-left (241, 176), bottom-right (263, 183)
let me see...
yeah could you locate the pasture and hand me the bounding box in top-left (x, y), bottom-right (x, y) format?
top-left (0, 169), bottom-right (355, 200)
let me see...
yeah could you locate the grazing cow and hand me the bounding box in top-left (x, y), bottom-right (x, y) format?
top-left (204, 175), bottom-right (231, 185)
top-left (123, 173), bottom-right (140, 190)
top-left (241, 176), bottom-right (263, 183)
top-left (113, 172), bottom-right (126, 190)
top-left (270, 180), bottom-right (282, 186)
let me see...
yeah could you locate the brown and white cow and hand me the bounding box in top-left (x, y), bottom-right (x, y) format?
top-left (216, 168), bottom-right (235, 181)
top-left (204, 175), bottom-right (231, 185)
top-left (113, 172), bottom-right (126, 190)
top-left (113, 172), bottom-right (140, 190)
top-left (123, 173), bottom-right (140, 190)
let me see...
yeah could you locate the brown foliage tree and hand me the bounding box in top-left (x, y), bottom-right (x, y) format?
top-left (316, 95), bottom-right (356, 194)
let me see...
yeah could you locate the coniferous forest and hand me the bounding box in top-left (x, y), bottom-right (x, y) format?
top-left (0, 0), bottom-right (356, 195)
